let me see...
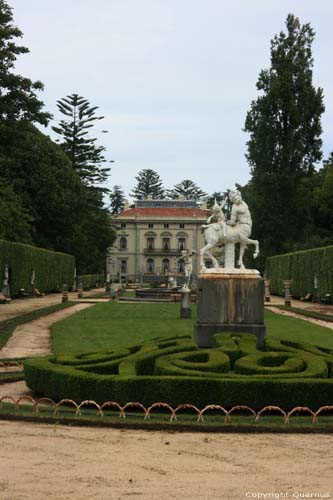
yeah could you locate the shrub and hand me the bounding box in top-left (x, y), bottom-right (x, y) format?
top-left (266, 245), bottom-right (333, 298)
top-left (0, 239), bottom-right (75, 296)
top-left (24, 333), bottom-right (333, 409)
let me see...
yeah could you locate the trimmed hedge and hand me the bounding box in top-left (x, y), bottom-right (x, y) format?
top-left (24, 333), bottom-right (333, 410)
top-left (78, 274), bottom-right (104, 290)
top-left (0, 239), bottom-right (75, 297)
top-left (266, 246), bottom-right (333, 298)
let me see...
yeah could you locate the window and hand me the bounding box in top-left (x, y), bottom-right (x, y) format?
top-left (178, 260), bottom-right (185, 273)
top-left (121, 223), bottom-right (127, 228)
top-left (119, 237), bottom-right (127, 249)
top-left (162, 238), bottom-right (170, 250)
top-left (120, 260), bottom-right (127, 274)
top-left (148, 223), bottom-right (154, 228)
top-left (162, 258), bottom-right (170, 273)
top-left (147, 258), bottom-right (154, 273)
top-left (147, 237), bottom-right (154, 250)
top-left (178, 238), bottom-right (186, 251)
top-left (179, 223), bottom-right (185, 229)
top-left (164, 223), bottom-right (169, 229)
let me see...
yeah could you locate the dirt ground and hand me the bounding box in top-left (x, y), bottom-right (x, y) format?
top-left (0, 421), bottom-right (331, 500)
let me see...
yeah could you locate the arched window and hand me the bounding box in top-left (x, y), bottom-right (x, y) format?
top-left (162, 238), bottom-right (170, 250)
top-left (147, 237), bottom-right (154, 250)
top-left (119, 237), bottom-right (127, 249)
top-left (178, 238), bottom-right (186, 251)
top-left (162, 258), bottom-right (170, 273)
top-left (147, 258), bottom-right (154, 273)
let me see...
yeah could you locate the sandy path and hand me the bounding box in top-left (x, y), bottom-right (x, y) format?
top-left (0, 421), bottom-right (331, 500)
top-left (0, 303), bottom-right (93, 359)
top-left (266, 306), bottom-right (333, 331)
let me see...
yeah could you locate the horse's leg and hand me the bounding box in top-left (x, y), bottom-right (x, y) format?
top-left (206, 244), bottom-right (219, 268)
top-left (238, 242), bottom-right (246, 268)
top-left (199, 245), bottom-right (207, 271)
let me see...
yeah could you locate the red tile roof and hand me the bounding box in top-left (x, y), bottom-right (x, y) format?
top-left (119, 207), bottom-right (208, 218)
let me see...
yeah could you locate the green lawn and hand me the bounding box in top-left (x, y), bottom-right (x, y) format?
top-left (51, 303), bottom-right (333, 354)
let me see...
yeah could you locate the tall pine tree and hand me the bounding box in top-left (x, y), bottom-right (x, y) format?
top-left (130, 169), bottom-right (165, 199)
top-left (52, 94), bottom-right (111, 186)
top-left (244, 14), bottom-right (324, 259)
top-left (166, 179), bottom-right (207, 202)
top-left (109, 185), bottom-right (125, 214)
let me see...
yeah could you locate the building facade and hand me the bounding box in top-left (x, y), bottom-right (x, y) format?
top-left (107, 196), bottom-right (209, 281)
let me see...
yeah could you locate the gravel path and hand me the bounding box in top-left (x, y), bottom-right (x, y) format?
top-left (266, 306), bottom-right (333, 331)
top-left (0, 421), bottom-right (332, 500)
top-left (0, 303), bottom-right (93, 359)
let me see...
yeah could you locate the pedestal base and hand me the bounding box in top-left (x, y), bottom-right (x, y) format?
top-left (194, 272), bottom-right (266, 349)
top-left (180, 290), bottom-right (191, 319)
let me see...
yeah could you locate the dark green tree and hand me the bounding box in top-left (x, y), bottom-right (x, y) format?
top-left (166, 179), bottom-right (207, 202)
top-left (109, 185), bottom-right (125, 214)
top-left (130, 169), bottom-right (165, 199)
top-left (0, 177), bottom-right (33, 242)
top-left (52, 94), bottom-right (111, 186)
top-left (244, 14), bottom-right (324, 259)
top-left (0, 0), bottom-right (51, 125)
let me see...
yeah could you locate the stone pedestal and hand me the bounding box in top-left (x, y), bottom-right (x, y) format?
top-left (194, 272), bottom-right (266, 349)
top-left (180, 290), bottom-right (191, 318)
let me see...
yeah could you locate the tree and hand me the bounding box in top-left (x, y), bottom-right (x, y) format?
top-left (0, 0), bottom-right (51, 125)
top-left (244, 14), bottom-right (324, 259)
top-left (109, 185), bottom-right (125, 214)
top-left (52, 94), bottom-right (111, 186)
top-left (130, 169), bottom-right (165, 199)
top-left (0, 177), bottom-right (33, 242)
top-left (166, 179), bottom-right (207, 202)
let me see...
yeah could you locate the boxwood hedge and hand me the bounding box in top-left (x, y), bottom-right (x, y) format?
top-left (266, 245), bottom-right (333, 298)
top-left (24, 333), bottom-right (333, 409)
top-left (0, 239), bottom-right (75, 296)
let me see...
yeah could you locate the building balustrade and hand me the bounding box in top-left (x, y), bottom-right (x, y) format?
top-left (143, 247), bottom-right (185, 255)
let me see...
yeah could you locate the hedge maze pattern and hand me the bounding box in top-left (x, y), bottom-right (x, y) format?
top-left (24, 333), bottom-right (333, 409)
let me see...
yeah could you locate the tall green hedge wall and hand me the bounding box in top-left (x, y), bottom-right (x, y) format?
top-left (78, 274), bottom-right (104, 290)
top-left (0, 240), bottom-right (75, 296)
top-left (266, 246), bottom-right (333, 298)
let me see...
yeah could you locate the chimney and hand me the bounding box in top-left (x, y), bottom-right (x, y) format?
top-left (147, 194), bottom-right (153, 201)
top-left (201, 200), bottom-right (207, 209)
top-left (124, 199), bottom-right (129, 211)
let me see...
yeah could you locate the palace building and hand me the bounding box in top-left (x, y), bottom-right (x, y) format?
top-left (107, 195), bottom-right (209, 281)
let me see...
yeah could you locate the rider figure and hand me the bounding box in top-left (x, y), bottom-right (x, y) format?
top-left (227, 189), bottom-right (252, 238)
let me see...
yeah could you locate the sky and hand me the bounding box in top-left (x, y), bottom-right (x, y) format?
top-left (8, 0), bottom-right (333, 201)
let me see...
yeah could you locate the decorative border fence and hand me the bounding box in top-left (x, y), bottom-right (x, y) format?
top-left (0, 395), bottom-right (332, 424)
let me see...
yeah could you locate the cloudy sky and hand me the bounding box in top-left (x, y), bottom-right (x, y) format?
top-left (9, 0), bottom-right (333, 200)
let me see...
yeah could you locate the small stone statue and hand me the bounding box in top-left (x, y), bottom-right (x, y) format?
top-left (30, 269), bottom-right (36, 286)
top-left (3, 265), bottom-right (9, 286)
top-left (180, 249), bottom-right (196, 291)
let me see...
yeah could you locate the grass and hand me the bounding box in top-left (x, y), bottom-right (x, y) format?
top-left (51, 302), bottom-right (333, 354)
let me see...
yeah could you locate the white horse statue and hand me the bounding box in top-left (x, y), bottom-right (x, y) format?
top-left (200, 190), bottom-right (259, 272)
